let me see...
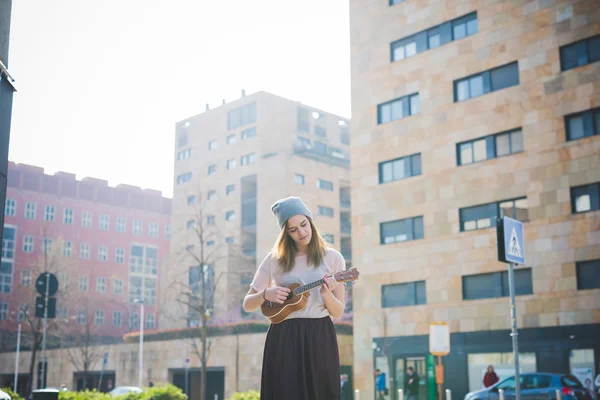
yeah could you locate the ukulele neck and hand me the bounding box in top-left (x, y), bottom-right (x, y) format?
top-left (293, 276), bottom-right (330, 296)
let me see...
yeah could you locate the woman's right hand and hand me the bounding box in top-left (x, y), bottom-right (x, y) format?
top-left (264, 286), bottom-right (291, 304)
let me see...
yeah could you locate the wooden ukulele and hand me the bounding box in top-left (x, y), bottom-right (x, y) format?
top-left (261, 268), bottom-right (360, 324)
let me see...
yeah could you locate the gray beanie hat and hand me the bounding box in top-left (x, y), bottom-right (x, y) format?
top-left (271, 196), bottom-right (313, 229)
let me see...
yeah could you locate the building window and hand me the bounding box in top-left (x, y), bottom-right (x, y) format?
top-left (228, 103), bottom-right (256, 130)
top-left (25, 202), bottom-right (36, 219)
top-left (576, 260), bottom-right (600, 290)
top-left (133, 220), bottom-right (142, 235)
top-left (145, 313), bottom-right (155, 329)
top-left (42, 238), bottom-right (53, 254)
top-left (5, 199), bottom-right (15, 217)
top-left (378, 93), bottom-right (420, 124)
top-left (2, 226), bottom-right (15, 259)
top-left (177, 173), bottom-right (192, 184)
top-left (460, 198), bottom-right (528, 232)
top-left (560, 35), bottom-right (600, 71)
top-left (241, 153), bottom-right (256, 165)
top-left (44, 205), bottom-right (55, 222)
top-left (62, 208), bottom-right (73, 225)
top-left (177, 149), bottom-right (193, 160)
top-left (380, 216), bottom-right (424, 244)
top-left (317, 179), bottom-right (334, 191)
top-left (21, 270), bottom-right (32, 287)
top-left (227, 159), bottom-right (236, 169)
top-left (96, 277), bottom-right (106, 293)
top-left (294, 174), bottom-right (305, 185)
top-left (22, 235), bottom-right (34, 253)
top-left (455, 62), bottom-right (519, 102)
top-left (227, 134), bottom-right (237, 144)
top-left (148, 223), bottom-right (158, 238)
top-left (129, 245), bottom-right (158, 305)
top-left (225, 237), bottom-right (234, 244)
top-left (187, 195), bottom-right (196, 205)
top-left (207, 190), bottom-right (216, 200)
top-left (79, 276), bottom-right (89, 292)
top-left (207, 240), bottom-right (215, 247)
top-left (98, 245), bottom-right (108, 262)
top-left (80, 243), bottom-right (90, 260)
top-left (58, 272), bottom-right (70, 290)
top-left (77, 309), bottom-right (87, 325)
top-left (178, 130), bottom-right (188, 148)
top-left (114, 279), bottom-right (123, 294)
top-left (226, 184), bottom-right (235, 195)
top-left (297, 136), bottom-right (311, 149)
top-left (379, 153), bottom-right (422, 184)
top-left (571, 183), bottom-right (599, 213)
top-left (242, 127), bottom-right (257, 140)
top-left (62, 241), bottom-right (72, 258)
top-left (0, 302), bottom-right (7, 320)
top-left (565, 108), bottom-right (600, 141)
top-left (322, 233), bottom-right (334, 245)
top-left (208, 165), bottom-right (216, 176)
top-left (112, 311), bottom-right (122, 327)
top-left (389, 0), bottom-right (404, 5)
top-left (208, 141), bottom-right (218, 151)
top-left (207, 215), bottom-right (215, 225)
top-left (165, 225), bottom-right (171, 239)
top-left (186, 220), bottom-right (196, 231)
top-left (382, 281), bottom-right (426, 308)
top-left (315, 126), bottom-right (327, 138)
top-left (457, 129), bottom-right (524, 166)
top-left (462, 269), bottom-right (533, 300)
top-left (340, 122), bottom-right (350, 145)
top-left (226, 210), bottom-right (235, 221)
top-left (297, 107), bottom-right (310, 132)
top-left (318, 206), bottom-right (334, 217)
top-left (82, 212), bottom-right (92, 228)
top-left (116, 248), bottom-right (125, 264)
top-left (99, 215), bottom-right (109, 230)
top-left (391, 13), bottom-right (477, 61)
top-left (95, 309), bottom-right (104, 325)
top-left (116, 217), bottom-right (126, 232)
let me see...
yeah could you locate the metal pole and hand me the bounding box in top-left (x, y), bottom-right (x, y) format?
top-left (354, 389), bottom-right (360, 400)
top-left (508, 263), bottom-right (521, 400)
top-left (398, 389), bottom-right (404, 400)
top-left (446, 389), bottom-right (452, 400)
top-left (138, 301), bottom-right (144, 388)
top-left (14, 323), bottom-right (21, 392)
top-left (40, 272), bottom-right (50, 388)
top-left (185, 360), bottom-right (189, 397)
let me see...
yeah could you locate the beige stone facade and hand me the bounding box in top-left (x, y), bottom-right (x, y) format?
top-left (350, 0), bottom-right (600, 398)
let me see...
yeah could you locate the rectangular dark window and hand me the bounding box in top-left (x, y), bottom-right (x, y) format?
top-left (454, 62), bottom-right (519, 102)
top-left (297, 136), bottom-right (311, 149)
top-left (382, 281), bottom-right (426, 308)
top-left (457, 128), bottom-right (523, 166)
top-left (315, 126), bottom-right (327, 138)
top-left (207, 165), bottom-right (216, 176)
top-left (460, 197), bottom-right (528, 232)
top-left (560, 35), bottom-right (600, 71)
top-left (226, 184), bottom-right (235, 195)
top-left (297, 107), bottom-right (310, 132)
top-left (317, 179), bottom-right (334, 191)
top-left (340, 123), bottom-right (350, 145)
top-left (379, 153), bottom-right (422, 183)
top-left (228, 102), bottom-right (256, 130)
top-left (378, 93), bottom-right (420, 124)
top-left (462, 268), bottom-right (533, 300)
top-left (565, 108), bottom-right (600, 141)
top-left (391, 12), bottom-right (477, 62)
top-left (576, 260), bottom-right (600, 290)
top-left (241, 127), bottom-right (257, 140)
top-left (389, 0), bottom-right (404, 5)
top-left (317, 206), bottom-right (334, 217)
top-left (176, 173), bottom-right (192, 184)
top-left (571, 183), bottom-right (600, 213)
top-left (380, 216), bottom-right (424, 244)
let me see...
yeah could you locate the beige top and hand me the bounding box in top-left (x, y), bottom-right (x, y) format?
top-left (250, 248), bottom-right (346, 320)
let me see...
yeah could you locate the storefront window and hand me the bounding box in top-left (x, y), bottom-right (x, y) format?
top-left (467, 352), bottom-right (536, 392)
top-left (570, 349), bottom-right (595, 396)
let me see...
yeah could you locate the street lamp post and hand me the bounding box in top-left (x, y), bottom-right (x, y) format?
top-left (134, 299), bottom-right (144, 388)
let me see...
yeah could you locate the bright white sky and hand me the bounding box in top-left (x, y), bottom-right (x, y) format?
top-left (7, 0), bottom-right (351, 198)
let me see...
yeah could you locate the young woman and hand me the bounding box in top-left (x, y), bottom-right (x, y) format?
top-left (243, 196), bottom-right (347, 400)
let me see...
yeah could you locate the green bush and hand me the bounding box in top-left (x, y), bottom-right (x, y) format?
top-left (59, 390), bottom-right (111, 400)
top-left (121, 385), bottom-right (187, 400)
top-left (227, 390), bottom-right (260, 400)
top-left (2, 387), bottom-right (24, 400)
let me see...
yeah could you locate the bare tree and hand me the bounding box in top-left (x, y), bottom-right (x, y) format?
top-left (165, 189), bottom-right (255, 400)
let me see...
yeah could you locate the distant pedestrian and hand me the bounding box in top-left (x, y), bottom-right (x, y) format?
top-left (484, 365), bottom-right (499, 388)
top-left (375, 369), bottom-right (388, 400)
top-left (406, 367), bottom-right (419, 400)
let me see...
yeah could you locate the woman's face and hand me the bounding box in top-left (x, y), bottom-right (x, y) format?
top-left (286, 215), bottom-right (312, 247)
top-left (487, 366), bottom-right (493, 373)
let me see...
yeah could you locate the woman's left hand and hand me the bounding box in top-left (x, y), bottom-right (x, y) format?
top-left (320, 275), bottom-right (339, 296)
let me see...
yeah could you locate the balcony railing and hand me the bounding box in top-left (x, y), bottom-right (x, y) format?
top-left (293, 143), bottom-right (350, 168)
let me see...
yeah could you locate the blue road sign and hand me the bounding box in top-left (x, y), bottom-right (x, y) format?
top-left (103, 352), bottom-right (108, 365)
top-left (498, 216), bottom-right (525, 264)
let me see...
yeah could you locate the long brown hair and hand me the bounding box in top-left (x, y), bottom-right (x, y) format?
top-left (272, 217), bottom-right (328, 273)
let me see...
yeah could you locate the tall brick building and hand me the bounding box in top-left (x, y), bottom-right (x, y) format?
top-left (349, 1), bottom-right (599, 399)
top-left (1, 162), bottom-right (171, 339)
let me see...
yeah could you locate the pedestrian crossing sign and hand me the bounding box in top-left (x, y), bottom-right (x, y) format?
top-left (497, 216), bottom-right (525, 264)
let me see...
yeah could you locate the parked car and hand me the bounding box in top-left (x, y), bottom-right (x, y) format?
top-left (465, 373), bottom-right (589, 400)
top-left (0, 389), bottom-right (11, 400)
top-left (108, 387), bottom-right (143, 396)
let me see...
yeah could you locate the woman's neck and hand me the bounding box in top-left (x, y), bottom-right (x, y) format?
top-left (295, 245), bottom-right (308, 255)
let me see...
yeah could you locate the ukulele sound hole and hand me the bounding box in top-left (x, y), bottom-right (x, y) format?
top-left (286, 292), bottom-right (293, 300)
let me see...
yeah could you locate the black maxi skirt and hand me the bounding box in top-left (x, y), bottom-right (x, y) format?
top-left (260, 316), bottom-right (341, 400)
